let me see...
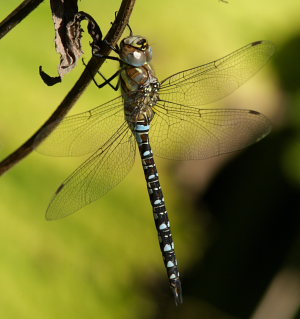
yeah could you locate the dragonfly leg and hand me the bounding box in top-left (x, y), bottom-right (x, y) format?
top-left (82, 58), bottom-right (121, 90)
top-left (126, 23), bottom-right (133, 37)
top-left (95, 70), bottom-right (120, 91)
top-left (101, 39), bottom-right (120, 54)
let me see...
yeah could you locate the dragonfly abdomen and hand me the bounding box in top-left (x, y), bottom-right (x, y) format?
top-left (133, 122), bottom-right (183, 305)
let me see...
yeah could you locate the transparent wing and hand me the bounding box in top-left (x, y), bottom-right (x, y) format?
top-left (46, 123), bottom-right (135, 220)
top-left (159, 41), bottom-right (275, 106)
top-left (36, 96), bottom-right (124, 156)
top-left (150, 101), bottom-right (271, 160)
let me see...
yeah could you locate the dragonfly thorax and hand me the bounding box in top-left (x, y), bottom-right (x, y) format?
top-left (124, 82), bottom-right (159, 128)
top-left (119, 35), bottom-right (160, 128)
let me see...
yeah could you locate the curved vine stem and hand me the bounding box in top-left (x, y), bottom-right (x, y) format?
top-left (0, 0), bottom-right (136, 176)
top-left (0, 0), bottom-right (45, 39)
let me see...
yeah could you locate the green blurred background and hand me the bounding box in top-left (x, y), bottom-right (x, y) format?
top-left (1, 0), bottom-right (300, 318)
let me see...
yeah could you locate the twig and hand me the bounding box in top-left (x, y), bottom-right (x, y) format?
top-left (0, 0), bottom-right (136, 176)
top-left (0, 0), bottom-right (45, 39)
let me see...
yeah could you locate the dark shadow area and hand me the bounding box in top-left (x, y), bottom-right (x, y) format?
top-left (187, 129), bottom-right (300, 318)
top-left (150, 33), bottom-right (300, 318)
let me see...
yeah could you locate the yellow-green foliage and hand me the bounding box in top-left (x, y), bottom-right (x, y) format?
top-left (0, 0), bottom-right (299, 318)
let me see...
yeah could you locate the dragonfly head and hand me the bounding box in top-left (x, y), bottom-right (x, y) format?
top-left (120, 35), bottom-right (153, 67)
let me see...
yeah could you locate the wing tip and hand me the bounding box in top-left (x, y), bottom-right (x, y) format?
top-left (45, 183), bottom-right (66, 221)
top-left (251, 40), bottom-right (276, 53)
top-left (55, 183), bottom-right (65, 195)
top-left (248, 109), bottom-right (260, 115)
top-left (247, 109), bottom-right (272, 141)
top-left (45, 214), bottom-right (55, 221)
top-left (45, 208), bottom-right (69, 221)
top-left (251, 40), bottom-right (264, 46)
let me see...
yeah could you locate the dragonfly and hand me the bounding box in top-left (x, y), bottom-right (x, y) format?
top-left (37, 30), bottom-right (275, 305)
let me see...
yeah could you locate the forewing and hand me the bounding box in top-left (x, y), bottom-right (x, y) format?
top-left (150, 101), bottom-right (271, 160)
top-left (159, 41), bottom-right (275, 106)
top-left (36, 96), bottom-right (124, 156)
top-left (46, 123), bottom-right (135, 220)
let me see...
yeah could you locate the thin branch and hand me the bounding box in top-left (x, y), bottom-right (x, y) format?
top-left (0, 0), bottom-right (45, 39)
top-left (0, 0), bottom-right (136, 176)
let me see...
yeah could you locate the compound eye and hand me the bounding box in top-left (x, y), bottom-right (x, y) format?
top-left (124, 51), bottom-right (146, 66)
top-left (145, 47), bottom-right (152, 62)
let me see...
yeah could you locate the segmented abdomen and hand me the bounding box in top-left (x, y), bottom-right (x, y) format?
top-left (133, 122), bottom-right (182, 305)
